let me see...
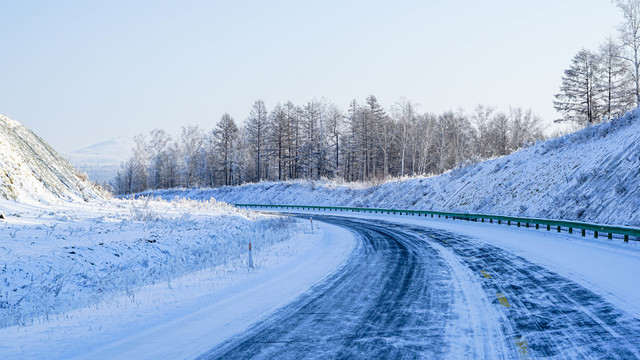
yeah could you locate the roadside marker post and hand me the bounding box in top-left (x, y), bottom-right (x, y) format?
top-left (310, 217), bottom-right (314, 234)
top-left (249, 242), bottom-right (254, 268)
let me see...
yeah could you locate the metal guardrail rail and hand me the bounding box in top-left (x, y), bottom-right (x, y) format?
top-left (234, 203), bottom-right (640, 243)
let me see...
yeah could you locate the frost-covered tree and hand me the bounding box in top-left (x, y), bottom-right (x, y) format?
top-left (180, 125), bottom-right (204, 187)
top-left (598, 38), bottom-right (634, 119)
top-left (131, 134), bottom-right (150, 193)
top-left (245, 99), bottom-right (269, 182)
top-left (283, 101), bottom-right (301, 179)
top-left (488, 111), bottom-right (510, 156)
top-left (213, 113), bottom-right (239, 186)
top-left (615, 0), bottom-right (640, 107)
top-left (554, 49), bottom-right (602, 124)
top-left (148, 129), bottom-right (172, 189)
top-left (325, 104), bottom-right (345, 177)
top-left (268, 105), bottom-right (289, 181)
top-left (299, 99), bottom-right (326, 178)
top-left (470, 105), bottom-right (494, 159)
top-left (391, 98), bottom-right (417, 177)
top-left (509, 107), bottom-right (545, 150)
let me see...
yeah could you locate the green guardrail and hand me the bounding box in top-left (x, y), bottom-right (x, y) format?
top-left (234, 203), bottom-right (640, 243)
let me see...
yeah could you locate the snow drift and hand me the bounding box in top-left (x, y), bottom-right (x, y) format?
top-left (145, 109), bottom-right (640, 226)
top-left (0, 114), bottom-right (103, 203)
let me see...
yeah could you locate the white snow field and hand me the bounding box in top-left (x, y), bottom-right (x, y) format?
top-left (0, 198), bottom-right (356, 359)
top-left (144, 108), bottom-right (640, 227)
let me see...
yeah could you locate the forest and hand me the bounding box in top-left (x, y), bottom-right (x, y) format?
top-left (112, 99), bottom-right (546, 194)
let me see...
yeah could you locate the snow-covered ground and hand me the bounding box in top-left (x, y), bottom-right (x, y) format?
top-left (144, 109), bottom-right (640, 227)
top-left (0, 197), bottom-right (355, 359)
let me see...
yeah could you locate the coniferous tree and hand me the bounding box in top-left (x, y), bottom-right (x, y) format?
top-left (615, 0), bottom-right (640, 107)
top-left (554, 49), bottom-right (602, 125)
top-left (245, 100), bottom-right (269, 182)
top-left (214, 113), bottom-right (239, 186)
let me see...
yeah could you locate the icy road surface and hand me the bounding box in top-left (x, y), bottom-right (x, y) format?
top-left (200, 215), bottom-right (640, 359)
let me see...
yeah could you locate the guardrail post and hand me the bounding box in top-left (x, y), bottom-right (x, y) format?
top-left (490, 219), bottom-right (493, 223)
top-left (608, 233), bottom-right (613, 240)
top-left (557, 226), bottom-right (561, 233)
top-left (569, 227), bottom-right (572, 234)
top-left (508, 220), bottom-right (511, 226)
top-left (517, 222), bottom-right (520, 227)
top-left (498, 220), bottom-right (501, 224)
top-left (536, 223), bottom-right (539, 229)
top-left (595, 231), bottom-right (598, 238)
top-left (547, 225), bottom-right (550, 231)
top-left (582, 229), bottom-right (586, 237)
top-left (625, 235), bottom-right (629, 243)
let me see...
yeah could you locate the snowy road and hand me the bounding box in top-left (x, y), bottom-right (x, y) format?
top-left (199, 215), bottom-right (640, 359)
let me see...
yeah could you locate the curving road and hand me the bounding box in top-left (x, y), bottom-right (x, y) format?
top-left (198, 215), bottom-right (640, 359)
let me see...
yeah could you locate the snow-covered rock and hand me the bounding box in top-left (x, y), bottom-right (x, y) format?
top-left (67, 136), bottom-right (134, 184)
top-left (0, 114), bottom-right (104, 203)
top-left (144, 109), bottom-right (640, 226)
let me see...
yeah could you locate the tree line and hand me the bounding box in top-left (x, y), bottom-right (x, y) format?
top-left (112, 97), bottom-right (544, 194)
top-left (554, 0), bottom-right (640, 124)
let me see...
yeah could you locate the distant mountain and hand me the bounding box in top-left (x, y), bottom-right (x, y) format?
top-left (67, 136), bottom-right (134, 184)
top-left (0, 114), bottom-right (105, 203)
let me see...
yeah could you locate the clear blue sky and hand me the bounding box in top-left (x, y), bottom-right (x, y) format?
top-left (0, 1), bottom-right (622, 152)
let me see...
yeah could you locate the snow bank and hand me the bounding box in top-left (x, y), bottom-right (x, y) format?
top-left (0, 114), bottom-right (104, 203)
top-left (0, 206), bottom-right (355, 360)
top-left (144, 109), bottom-right (640, 226)
top-left (0, 197), bottom-right (306, 328)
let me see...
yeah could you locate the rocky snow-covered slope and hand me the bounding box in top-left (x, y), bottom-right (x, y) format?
top-left (145, 109), bottom-right (640, 227)
top-left (0, 114), bottom-right (104, 203)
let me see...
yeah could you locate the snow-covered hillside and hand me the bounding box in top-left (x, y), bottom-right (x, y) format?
top-left (0, 114), bottom-right (104, 203)
top-left (67, 136), bottom-right (133, 184)
top-left (145, 109), bottom-right (640, 226)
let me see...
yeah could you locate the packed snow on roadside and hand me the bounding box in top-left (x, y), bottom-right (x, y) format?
top-left (0, 196), bottom-right (318, 329)
top-left (0, 198), bottom-right (355, 360)
top-left (142, 108), bottom-right (640, 227)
